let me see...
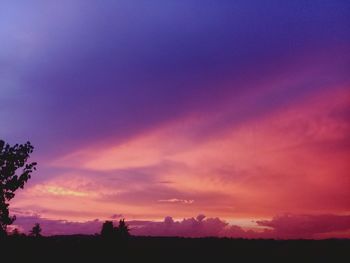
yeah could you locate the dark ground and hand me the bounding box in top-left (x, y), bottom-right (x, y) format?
top-left (1, 236), bottom-right (349, 262)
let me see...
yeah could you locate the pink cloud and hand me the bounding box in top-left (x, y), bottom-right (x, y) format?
top-left (131, 215), bottom-right (228, 237)
top-left (11, 213), bottom-right (350, 239)
top-left (158, 198), bottom-right (194, 204)
top-left (12, 215), bottom-right (102, 236)
top-left (110, 214), bottom-right (123, 219)
top-left (257, 214), bottom-right (350, 239)
top-left (129, 213), bottom-right (350, 239)
top-left (11, 87), bottom-right (350, 223)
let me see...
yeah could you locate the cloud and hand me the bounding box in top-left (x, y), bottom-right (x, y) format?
top-left (3, 0), bottom-right (349, 159)
top-left (11, 213), bottom-right (350, 239)
top-left (110, 214), bottom-right (123, 219)
top-left (131, 214), bottom-right (350, 239)
top-left (11, 87), bottom-right (350, 222)
top-left (12, 215), bottom-right (102, 236)
top-left (132, 215), bottom-right (229, 237)
top-left (2, 1), bottom-right (349, 239)
top-left (257, 214), bottom-right (350, 239)
top-left (158, 199), bottom-right (194, 204)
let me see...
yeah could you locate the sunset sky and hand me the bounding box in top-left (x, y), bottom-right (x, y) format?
top-left (1, 1), bottom-right (350, 238)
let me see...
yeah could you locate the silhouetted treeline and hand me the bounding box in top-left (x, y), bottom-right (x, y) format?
top-left (0, 235), bottom-right (349, 262)
top-left (101, 219), bottom-right (130, 241)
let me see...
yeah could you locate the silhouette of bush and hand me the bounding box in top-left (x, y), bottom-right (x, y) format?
top-left (30, 223), bottom-right (42, 237)
top-left (101, 221), bottom-right (115, 240)
top-left (100, 219), bottom-right (130, 242)
top-left (0, 140), bottom-right (37, 237)
top-left (10, 228), bottom-right (26, 239)
top-left (11, 228), bottom-right (20, 236)
top-left (115, 219), bottom-right (130, 241)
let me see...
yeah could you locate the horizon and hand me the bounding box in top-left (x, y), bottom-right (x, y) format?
top-left (1, 1), bottom-right (350, 239)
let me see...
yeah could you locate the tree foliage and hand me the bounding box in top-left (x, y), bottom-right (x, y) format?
top-left (101, 219), bottom-right (130, 241)
top-left (0, 140), bottom-right (37, 236)
top-left (30, 223), bottom-right (42, 237)
top-left (101, 221), bottom-right (115, 239)
top-left (116, 219), bottom-right (130, 240)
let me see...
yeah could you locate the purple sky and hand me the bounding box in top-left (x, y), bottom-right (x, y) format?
top-left (1, 1), bottom-right (350, 238)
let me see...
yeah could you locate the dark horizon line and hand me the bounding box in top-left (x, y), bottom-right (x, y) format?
top-left (7, 234), bottom-right (350, 241)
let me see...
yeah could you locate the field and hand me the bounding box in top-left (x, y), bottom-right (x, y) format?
top-left (1, 236), bottom-right (349, 262)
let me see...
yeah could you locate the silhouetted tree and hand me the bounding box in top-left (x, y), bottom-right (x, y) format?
top-left (30, 223), bottom-right (42, 237)
top-left (101, 221), bottom-right (115, 239)
top-left (101, 219), bottom-right (130, 243)
top-left (0, 140), bottom-right (37, 237)
top-left (10, 228), bottom-right (25, 238)
top-left (115, 219), bottom-right (130, 240)
top-left (11, 228), bottom-right (20, 237)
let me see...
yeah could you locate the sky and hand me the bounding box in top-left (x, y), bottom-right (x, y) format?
top-left (1, 0), bottom-right (350, 239)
